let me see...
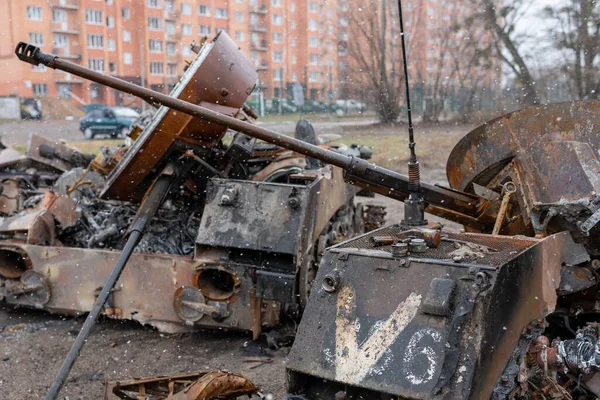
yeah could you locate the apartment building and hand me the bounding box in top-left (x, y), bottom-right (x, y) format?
top-left (0, 0), bottom-right (342, 106)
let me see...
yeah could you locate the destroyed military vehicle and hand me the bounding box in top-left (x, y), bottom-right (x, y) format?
top-left (0, 32), bottom-right (382, 343)
top-left (12, 26), bottom-right (600, 400)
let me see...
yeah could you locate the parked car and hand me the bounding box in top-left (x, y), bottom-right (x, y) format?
top-left (335, 99), bottom-right (367, 114)
top-left (79, 107), bottom-right (140, 139)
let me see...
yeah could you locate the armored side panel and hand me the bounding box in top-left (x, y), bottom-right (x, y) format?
top-left (101, 32), bottom-right (257, 202)
top-left (287, 227), bottom-right (568, 399)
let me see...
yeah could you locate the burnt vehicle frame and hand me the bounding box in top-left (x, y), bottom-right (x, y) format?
top-left (13, 19), bottom-right (600, 400)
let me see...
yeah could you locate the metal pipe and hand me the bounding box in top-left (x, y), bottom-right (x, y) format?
top-left (14, 43), bottom-right (480, 217)
top-left (43, 166), bottom-right (178, 400)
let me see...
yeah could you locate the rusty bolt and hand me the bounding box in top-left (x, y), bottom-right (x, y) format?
top-left (288, 197), bottom-right (300, 209)
top-left (322, 270), bottom-right (341, 293)
top-left (220, 88), bottom-right (230, 97)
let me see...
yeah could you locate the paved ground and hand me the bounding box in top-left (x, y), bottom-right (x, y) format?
top-left (0, 118), bottom-right (471, 399)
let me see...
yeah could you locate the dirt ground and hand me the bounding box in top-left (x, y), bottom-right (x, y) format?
top-left (0, 120), bottom-right (475, 399)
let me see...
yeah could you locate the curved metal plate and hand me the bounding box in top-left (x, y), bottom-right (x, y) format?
top-left (101, 31), bottom-right (257, 202)
top-left (446, 101), bottom-right (600, 191)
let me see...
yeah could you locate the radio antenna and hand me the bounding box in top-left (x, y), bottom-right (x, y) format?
top-left (397, 0), bottom-right (426, 226)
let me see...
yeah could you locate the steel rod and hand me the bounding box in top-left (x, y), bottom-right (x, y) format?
top-left (43, 169), bottom-right (177, 400)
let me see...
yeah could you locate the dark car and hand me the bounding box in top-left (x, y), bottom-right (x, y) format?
top-left (79, 107), bottom-right (140, 139)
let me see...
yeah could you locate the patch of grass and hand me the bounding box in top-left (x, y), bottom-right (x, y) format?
top-left (333, 123), bottom-right (470, 172)
top-left (11, 139), bottom-right (124, 156)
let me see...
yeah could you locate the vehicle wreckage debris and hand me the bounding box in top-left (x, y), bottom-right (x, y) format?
top-left (9, 30), bottom-right (600, 400)
top-left (104, 371), bottom-right (262, 400)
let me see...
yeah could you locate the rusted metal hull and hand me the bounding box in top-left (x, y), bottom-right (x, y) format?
top-left (287, 227), bottom-right (567, 399)
top-left (1, 166), bottom-right (362, 335)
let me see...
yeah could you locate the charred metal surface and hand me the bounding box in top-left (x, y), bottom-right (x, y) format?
top-left (287, 228), bottom-right (566, 399)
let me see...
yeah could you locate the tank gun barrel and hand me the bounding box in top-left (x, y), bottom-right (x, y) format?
top-left (15, 42), bottom-right (480, 219)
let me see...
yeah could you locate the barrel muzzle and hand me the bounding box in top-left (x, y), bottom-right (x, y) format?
top-left (15, 42), bottom-right (56, 67)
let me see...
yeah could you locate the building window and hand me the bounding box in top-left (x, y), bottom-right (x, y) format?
top-left (168, 63), bottom-right (178, 77)
top-left (109, 62), bottom-right (116, 73)
top-left (327, 24), bottom-right (333, 34)
top-left (52, 9), bottom-right (67, 23)
top-left (108, 39), bottom-right (116, 51)
top-left (166, 21), bottom-right (176, 34)
top-left (182, 24), bottom-right (192, 36)
top-left (291, 54), bottom-right (297, 64)
top-left (235, 11), bottom-right (244, 22)
top-left (106, 0), bottom-right (114, 5)
top-left (88, 58), bottom-right (105, 72)
top-left (309, 53), bottom-right (318, 65)
top-left (123, 30), bottom-right (131, 42)
top-left (122, 7), bottom-right (130, 19)
top-left (308, 19), bottom-right (317, 31)
top-left (272, 14), bottom-right (282, 25)
top-left (309, 37), bottom-right (318, 47)
top-left (290, 2), bottom-right (296, 11)
top-left (87, 34), bottom-right (104, 49)
top-left (274, 68), bottom-right (282, 81)
top-left (27, 6), bottom-right (42, 21)
top-left (124, 52), bottom-right (133, 64)
top-left (290, 19), bottom-right (296, 29)
top-left (106, 16), bottom-right (115, 28)
top-left (309, 2), bottom-right (318, 12)
top-left (339, 17), bottom-right (348, 26)
top-left (235, 31), bottom-right (244, 41)
top-left (273, 51), bottom-right (283, 62)
top-left (53, 34), bottom-right (68, 48)
top-left (167, 42), bottom-right (176, 55)
top-left (291, 37), bottom-right (296, 47)
top-left (199, 24), bottom-right (210, 35)
top-left (32, 84), bottom-right (48, 97)
top-left (215, 8), bottom-right (227, 19)
top-left (292, 72), bottom-right (297, 81)
top-left (272, 32), bottom-right (282, 43)
top-left (148, 17), bottom-right (162, 30)
top-left (150, 62), bottom-right (164, 75)
top-left (181, 3), bottom-right (192, 15)
top-left (309, 71), bottom-right (319, 82)
top-left (32, 64), bottom-right (47, 72)
top-left (198, 5), bottom-right (210, 15)
top-left (85, 9), bottom-right (103, 25)
top-left (272, 0), bottom-right (282, 6)
top-left (147, 0), bottom-right (161, 8)
top-left (149, 39), bottom-right (163, 52)
top-left (182, 46), bottom-right (192, 56)
top-left (29, 32), bottom-right (43, 46)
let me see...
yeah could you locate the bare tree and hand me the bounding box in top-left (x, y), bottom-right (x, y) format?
top-left (346, 0), bottom-right (402, 123)
top-left (544, 0), bottom-right (600, 100)
top-left (478, 0), bottom-right (539, 106)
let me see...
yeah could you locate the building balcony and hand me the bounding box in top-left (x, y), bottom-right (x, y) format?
top-left (251, 40), bottom-right (268, 51)
top-left (52, 46), bottom-right (81, 60)
top-left (48, 0), bottom-right (79, 10)
top-left (54, 71), bottom-right (83, 84)
top-left (51, 22), bottom-right (80, 34)
top-left (256, 60), bottom-right (268, 70)
top-left (250, 5), bottom-right (268, 14)
top-left (250, 24), bottom-right (267, 33)
top-left (164, 10), bottom-right (179, 20)
top-left (166, 32), bottom-right (181, 42)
